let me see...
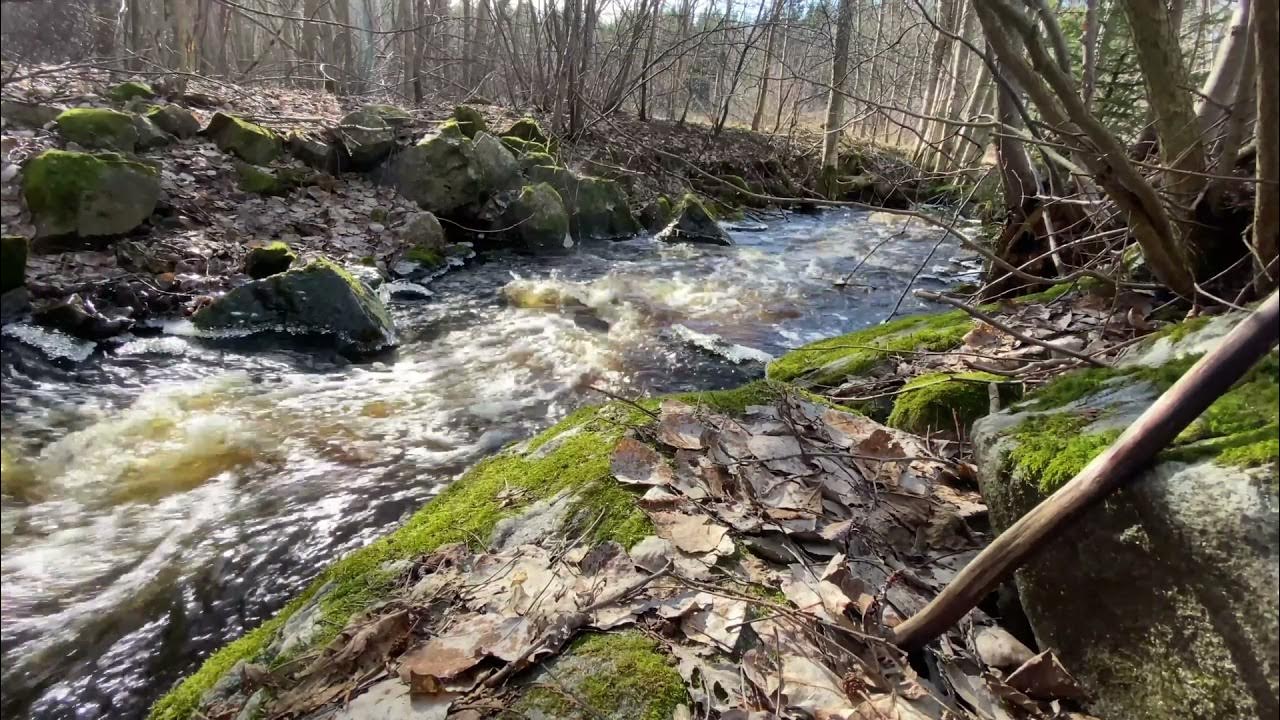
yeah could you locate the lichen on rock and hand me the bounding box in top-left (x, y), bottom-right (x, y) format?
top-left (336, 108), bottom-right (395, 170)
top-left (22, 149), bottom-right (161, 238)
top-left (55, 107), bottom-right (138, 151)
top-left (243, 242), bottom-right (295, 279)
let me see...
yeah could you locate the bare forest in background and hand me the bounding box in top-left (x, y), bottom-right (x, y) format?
top-left (1, 0), bottom-right (1275, 301)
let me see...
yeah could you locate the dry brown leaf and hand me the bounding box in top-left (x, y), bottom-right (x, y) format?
top-left (611, 437), bottom-right (675, 486)
top-left (658, 399), bottom-right (708, 449)
top-left (650, 510), bottom-right (730, 554)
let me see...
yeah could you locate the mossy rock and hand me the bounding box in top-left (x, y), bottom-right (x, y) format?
top-left (517, 632), bottom-right (687, 720)
top-left (525, 165), bottom-right (640, 241)
top-left (654, 193), bottom-right (731, 246)
top-left (887, 371), bottom-right (1015, 436)
top-left (503, 116), bottom-right (549, 145)
top-left (233, 161), bottom-right (289, 195)
top-left (359, 103), bottom-right (412, 127)
top-left (500, 134), bottom-right (549, 157)
top-left (471, 132), bottom-right (522, 193)
top-left (1, 100), bottom-right (61, 128)
top-left (451, 105), bottom-right (487, 138)
top-left (336, 109), bottom-right (395, 171)
top-left (244, 242), bottom-right (295, 279)
top-left (404, 245), bottom-right (445, 268)
top-left (286, 129), bottom-right (347, 173)
top-left (131, 114), bottom-right (174, 149)
top-left (107, 81), bottom-right (156, 102)
top-left (389, 131), bottom-right (518, 217)
top-left (205, 112), bottom-right (281, 165)
top-left (767, 310), bottom-right (973, 387)
top-left (398, 211), bottom-right (445, 253)
top-left (192, 257), bottom-right (396, 354)
top-left (974, 354), bottom-right (1278, 718)
top-left (22, 149), bottom-right (161, 238)
top-left (638, 195), bottom-right (673, 233)
top-left (520, 151), bottom-right (555, 171)
top-left (1, 235), bottom-right (28, 293)
top-left (144, 104), bottom-right (200, 139)
top-left (508, 183), bottom-right (571, 254)
top-left (55, 108), bottom-right (138, 151)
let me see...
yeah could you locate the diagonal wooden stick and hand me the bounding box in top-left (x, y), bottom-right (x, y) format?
top-left (892, 290), bottom-right (1280, 650)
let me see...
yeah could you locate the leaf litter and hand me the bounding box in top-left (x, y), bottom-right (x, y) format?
top-left (199, 390), bottom-right (1095, 720)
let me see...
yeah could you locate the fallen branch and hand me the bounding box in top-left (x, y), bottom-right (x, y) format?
top-left (892, 290), bottom-right (1280, 650)
top-left (914, 290), bottom-right (1111, 368)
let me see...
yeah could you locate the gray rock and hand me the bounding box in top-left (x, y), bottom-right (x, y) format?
top-left (507, 182), bottom-right (572, 254)
top-left (33, 294), bottom-right (133, 340)
top-left (336, 109), bottom-right (395, 171)
top-left (389, 129), bottom-right (518, 217)
top-left (489, 489), bottom-right (575, 550)
top-left (655, 194), bottom-right (732, 246)
top-left (287, 129), bottom-right (347, 172)
top-left (131, 113), bottom-right (175, 149)
top-left (398, 211), bottom-right (445, 251)
top-left (1, 100), bottom-right (62, 128)
top-left (192, 258), bottom-right (397, 354)
top-left (524, 165), bottom-right (640, 241)
top-left (205, 112), bottom-right (281, 165)
top-left (144, 104), bottom-right (201, 139)
top-left (22, 150), bottom-right (160, 238)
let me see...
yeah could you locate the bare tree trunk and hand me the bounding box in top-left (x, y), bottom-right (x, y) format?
top-left (751, 0), bottom-right (784, 131)
top-left (914, 0), bottom-right (959, 158)
top-left (1196, 0), bottom-right (1252, 138)
top-left (821, 0), bottom-right (855, 175)
top-left (639, 0), bottom-right (662, 120)
top-left (1081, 0), bottom-right (1100, 107)
top-left (925, 0), bottom-right (976, 170)
top-left (1254, 0), bottom-right (1279, 290)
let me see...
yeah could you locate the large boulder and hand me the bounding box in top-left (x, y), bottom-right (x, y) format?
top-left (398, 211), bottom-right (445, 251)
top-left (22, 150), bottom-right (161, 238)
top-left (1, 235), bottom-right (27, 293)
top-left (525, 165), bottom-right (640, 241)
top-left (502, 116), bottom-right (549, 145)
top-left (144, 104), bottom-right (200, 139)
top-left (654, 193), bottom-right (731, 245)
top-left (360, 104), bottom-right (413, 128)
top-left (205, 112), bottom-right (281, 165)
top-left (286, 129), bottom-right (347, 172)
top-left (507, 183), bottom-right (572, 254)
top-left (192, 258), bottom-right (397, 354)
top-left (131, 114), bottom-right (174, 149)
top-left (1, 100), bottom-right (62, 129)
top-left (389, 129), bottom-right (519, 217)
top-left (336, 109), bottom-right (395, 171)
top-left (973, 314), bottom-right (1278, 720)
top-left (107, 81), bottom-right (156, 103)
top-left (55, 108), bottom-right (138, 151)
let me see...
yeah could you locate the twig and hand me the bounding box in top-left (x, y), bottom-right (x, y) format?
top-left (914, 290), bottom-right (1111, 368)
top-left (586, 385), bottom-right (659, 419)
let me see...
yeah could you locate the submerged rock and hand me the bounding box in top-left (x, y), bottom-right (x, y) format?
top-left (144, 104), bottom-right (200, 139)
top-left (22, 150), bottom-right (161, 238)
top-left (55, 108), bottom-right (138, 151)
top-left (508, 183), bottom-right (572, 254)
top-left (205, 112), bottom-right (281, 165)
top-left (192, 258), bottom-right (397, 353)
top-left (243, 242), bottom-right (295, 278)
top-left (336, 109), bottom-right (395, 171)
top-left (655, 194), bottom-right (731, 246)
top-left (1, 235), bottom-right (27, 293)
top-left (974, 315), bottom-right (1278, 720)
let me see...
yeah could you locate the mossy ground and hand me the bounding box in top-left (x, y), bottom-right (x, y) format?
top-left (766, 310), bottom-right (972, 386)
top-left (518, 632), bottom-right (687, 720)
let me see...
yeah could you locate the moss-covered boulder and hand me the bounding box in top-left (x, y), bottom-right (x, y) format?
top-left (285, 129), bottom-right (346, 172)
top-left (359, 103), bottom-right (412, 127)
top-left (398, 211), bottom-right (444, 251)
top-left (974, 314), bottom-right (1278, 720)
top-left (503, 116), bottom-right (549, 145)
top-left (1, 236), bottom-right (28, 293)
top-left (22, 150), bottom-right (161, 238)
top-left (243, 242), bottom-right (296, 278)
top-left (107, 81), bottom-right (155, 102)
top-left (501, 134), bottom-right (549, 157)
top-left (517, 632), bottom-right (687, 720)
top-left (887, 371), bottom-right (1016, 436)
top-left (1, 100), bottom-right (61, 128)
top-left (654, 193), bottom-right (731, 246)
top-left (131, 114), bottom-right (174, 149)
top-left (233, 161), bottom-right (288, 195)
top-left (55, 108), bottom-right (138, 151)
top-left (144, 104), bottom-right (200, 139)
top-left (204, 112), bottom-right (281, 165)
top-left (389, 129), bottom-right (519, 217)
top-left (452, 104), bottom-right (487, 138)
top-left (638, 195), bottom-right (673, 233)
top-left (520, 151), bottom-right (555, 171)
top-left (525, 165), bottom-right (640, 241)
top-left (193, 258), bottom-right (396, 354)
top-left (508, 183), bottom-right (572, 253)
top-left (336, 108), bottom-right (395, 171)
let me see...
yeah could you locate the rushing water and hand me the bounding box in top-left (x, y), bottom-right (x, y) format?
top-left (0, 209), bottom-right (977, 720)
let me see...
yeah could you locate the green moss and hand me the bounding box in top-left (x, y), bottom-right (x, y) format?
top-left (451, 105), bottom-right (487, 138)
top-left (434, 118), bottom-right (466, 139)
top-left (405, 245), bottom-right (444, 267)
top-left (207, 113), bottom-right (281, 165)
top-left (1156, 314), bottom-right (1212, 344)
top-left (55, 107), bottom-right (138, 150)
top-left (107, 81), bottom-right (155, 102)
top-left (672, 379), bottom-right (779, 415)
top-left (1025, 366), bottom-right (1123, 410)
top-left (244, 242), bottom-right (295, 279)
top-left (887, 372), bottom-right (1013, 435)
top-left (22, 149), bottom-right (155, 235)
top-left (234, 162), bottom-right (285, 195)
top-left (767, 310), bottom-right (972, 386)
top-left (570, 475), bottom-right (655, 547)
top-left (504, 116), bottom-right (549, 145)
top-left (520, 632), bottom-right (687, 720)
top-left (1008, 414), bottom-right (1121, 493)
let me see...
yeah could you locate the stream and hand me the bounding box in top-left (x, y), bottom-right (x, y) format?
top-left (0, 209), bottom-right (977, 720)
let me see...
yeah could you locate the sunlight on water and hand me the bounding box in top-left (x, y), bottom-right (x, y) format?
top-left (0, 210), bottom-right (978, 720)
